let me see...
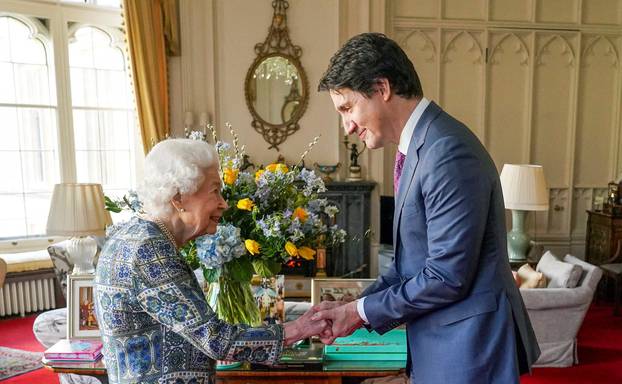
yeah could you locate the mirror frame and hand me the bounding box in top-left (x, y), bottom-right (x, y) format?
top-left (244, 0), bottom-right (309, 151)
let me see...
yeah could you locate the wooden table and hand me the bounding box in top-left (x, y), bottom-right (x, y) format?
top-left (217, 363), bottom-right (404, 384)
top-left (42, 357), bottom-right (108, 383)
top-left (42, 359), bottom-right (404, 384)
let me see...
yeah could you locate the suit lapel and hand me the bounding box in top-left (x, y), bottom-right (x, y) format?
top-left (393, 102), bottom-right (442, 253)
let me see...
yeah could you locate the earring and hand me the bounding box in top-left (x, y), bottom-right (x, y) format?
top-left (179, 207), bottom-right (185, 213)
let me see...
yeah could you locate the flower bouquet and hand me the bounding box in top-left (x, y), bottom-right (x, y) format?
top-left (182, 125), bottom-right (346, 326)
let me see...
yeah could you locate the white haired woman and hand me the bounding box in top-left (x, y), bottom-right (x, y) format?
top-left (94, 139), bottom-right (328, 384)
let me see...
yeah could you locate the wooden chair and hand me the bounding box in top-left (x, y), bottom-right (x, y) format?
top-left (600, 240), bottom-right (622, 316)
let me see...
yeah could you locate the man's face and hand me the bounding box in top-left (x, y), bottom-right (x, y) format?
top-left (329, 87), bottom-right (389, 149)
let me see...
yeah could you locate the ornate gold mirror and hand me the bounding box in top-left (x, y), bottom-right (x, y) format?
top-left (244, 0), bottom-right (308, 150)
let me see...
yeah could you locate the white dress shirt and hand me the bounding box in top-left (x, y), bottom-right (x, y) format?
top-left (356, 97), bottom-right (431, 324)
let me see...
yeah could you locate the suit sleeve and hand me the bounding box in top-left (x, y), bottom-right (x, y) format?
top-left (364, 136), bottom-right (491, 332)
top-left (134, 238), bottom-right (284, 364)
top-left (360, 259), bottom-right (401, 298)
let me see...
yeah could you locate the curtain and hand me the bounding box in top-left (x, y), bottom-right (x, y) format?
top-left (123, 0), bottom-right (179, 154)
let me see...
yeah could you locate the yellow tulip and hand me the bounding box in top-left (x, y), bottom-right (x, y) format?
top-left (237, 198), bottom-right (255, 211)
top-left (298, 246), bottom-right (316, 261)
top-left (223, 168), bottom-right (239, 185)
top-left (255, 169), bottom-right (265, 182)
top-left (285, 241), bottom-right (298, 257)
top-left (245, 239), bottom-right (261, 256)
top-left (266, 163), bottom-right (289, 173)
top-left (293, 207), bottom-right (308, 223)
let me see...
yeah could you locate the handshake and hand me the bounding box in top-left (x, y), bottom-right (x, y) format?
top-left (283, 300), bottom-right (365, 346)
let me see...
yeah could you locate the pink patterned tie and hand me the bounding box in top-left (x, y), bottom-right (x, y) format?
top-left (394, 150), bottom-right (406, 194)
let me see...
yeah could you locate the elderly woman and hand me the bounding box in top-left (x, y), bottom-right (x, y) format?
top-left (94, 139), bottom-right (327, 384)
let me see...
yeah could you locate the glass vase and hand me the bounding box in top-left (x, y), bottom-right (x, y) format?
top-left (206, 276), bottom-right (261, 327)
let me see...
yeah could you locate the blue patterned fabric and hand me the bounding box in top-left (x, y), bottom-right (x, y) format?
top-left (94, 217), bottom-right (284, 384)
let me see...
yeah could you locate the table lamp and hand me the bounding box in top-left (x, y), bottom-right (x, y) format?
top-left (46, 183), bottom-right (112, 275)
top-left (500, 164), bottom-right (549, 263)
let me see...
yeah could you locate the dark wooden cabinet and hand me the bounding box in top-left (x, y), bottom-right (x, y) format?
top-left (585, 210), bottom-right (622, 265)
top-left (322, 181), bottom-right (375, 278)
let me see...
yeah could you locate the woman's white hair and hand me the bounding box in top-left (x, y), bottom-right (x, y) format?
top-left (139, 138), bottom-right (219, 218)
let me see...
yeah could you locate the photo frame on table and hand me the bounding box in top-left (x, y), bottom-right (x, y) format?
top-left (67, 274), bottom-right (100, 339)
top-left (251, 275), bottom-right (285, 325)
top-left (311, 278), bottom-right (375, 306)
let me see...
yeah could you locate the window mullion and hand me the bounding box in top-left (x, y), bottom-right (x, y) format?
top-left (50, 10), bottom-right (76, 183)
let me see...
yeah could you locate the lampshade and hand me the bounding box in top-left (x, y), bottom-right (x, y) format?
top-left (500, 164), bottom-right (549, 211)
top-left (46, 183), bottom-right (112, 237)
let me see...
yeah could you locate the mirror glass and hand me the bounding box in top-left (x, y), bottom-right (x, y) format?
top-left (251, 55), bottom-right (303, 125)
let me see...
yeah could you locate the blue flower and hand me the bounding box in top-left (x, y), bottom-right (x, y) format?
top-left (195, 224), bottom-right (246, 269)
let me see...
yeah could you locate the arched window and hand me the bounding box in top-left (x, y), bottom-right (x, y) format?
top-left (0, 15), bottom-right (58, 238)
top-left (68, 25), bottom-right (138, 198)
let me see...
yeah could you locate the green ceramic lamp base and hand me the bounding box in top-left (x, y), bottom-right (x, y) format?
top-left (507, 210), bottom-right (532, 263)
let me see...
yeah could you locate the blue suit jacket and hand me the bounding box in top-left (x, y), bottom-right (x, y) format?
top-left (362, 102), bottom-right (540, 383)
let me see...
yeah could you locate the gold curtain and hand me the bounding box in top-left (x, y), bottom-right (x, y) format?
top-left (123, 0), bottom-right (179, 154)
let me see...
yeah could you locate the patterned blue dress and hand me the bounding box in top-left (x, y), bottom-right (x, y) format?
top-left (94, 217), bottom-right (284, 384)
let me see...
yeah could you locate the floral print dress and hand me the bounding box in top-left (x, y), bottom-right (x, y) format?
top-left (94, 217), bottom-right (284, 384)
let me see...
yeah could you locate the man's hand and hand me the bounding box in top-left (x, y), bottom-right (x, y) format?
top-left (311, 300), bottom-right (364, 344)
top-left (283, 307), bottom-right (332, 346)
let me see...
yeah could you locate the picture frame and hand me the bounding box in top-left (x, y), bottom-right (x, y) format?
top-left (251, 275), bottom-right (285, 325)
top-left (311, 278), bottom-right (375, 306)
top-left (67, 274), bottom-right (100, 339)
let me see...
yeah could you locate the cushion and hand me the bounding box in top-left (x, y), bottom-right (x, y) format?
top-left (518, 264), bottom-right (547, 289)
top-left (536, 251), bottom-right (583, 288)
top-left (47, 243), bottom-right (73, 299)
top-left (0, 250), bottom-right (54, 273)
top-left (511, 270), bottom-right (522, 287)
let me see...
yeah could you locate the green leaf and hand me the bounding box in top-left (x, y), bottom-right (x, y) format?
top-left (251, 258), bottom-right (281, 277)
top-left (180, 242), bottom-right (199, 270)
top-left (225, 257), bottom-right (254, 282)
top-left (203, 268), bottom-right (221, 283)
top-left (104, 196), bottom-right (122, 213)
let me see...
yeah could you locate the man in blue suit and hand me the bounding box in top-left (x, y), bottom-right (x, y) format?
top-left (312, 33), bottom-right (540, 383)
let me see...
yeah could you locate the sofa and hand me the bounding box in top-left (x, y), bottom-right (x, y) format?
top-left (520, 254), bottom-right (602, 367)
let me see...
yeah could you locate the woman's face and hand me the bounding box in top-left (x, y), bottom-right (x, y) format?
top-left (180, 165), bottom-right (228, 236)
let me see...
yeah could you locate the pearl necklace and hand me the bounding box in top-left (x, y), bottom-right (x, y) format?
top-left (145, 216), bottom-right (179, 249)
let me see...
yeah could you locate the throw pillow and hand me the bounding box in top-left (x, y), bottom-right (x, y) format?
top-left (536, 251), bottom-right (583, 288)
top-left (517, 264), bottom-right (547, 289)
top-left (511, 270), bottom-right (522, 288)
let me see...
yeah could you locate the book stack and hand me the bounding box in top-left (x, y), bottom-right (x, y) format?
top-left (44, 339), bottom-right (103, 362)
top-left (323, 328), bottom-right (407, 371)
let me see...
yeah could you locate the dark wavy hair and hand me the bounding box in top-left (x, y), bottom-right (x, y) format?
top-left (318, 33), bottom-right (423, 99)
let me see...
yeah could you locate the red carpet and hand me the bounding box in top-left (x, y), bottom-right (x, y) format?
top-left (0, 305), bottom-right (621, 383)
top-left (0, 314), bottom-right (59, 383)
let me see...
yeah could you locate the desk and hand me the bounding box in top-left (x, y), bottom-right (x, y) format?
top-left (42, 359), bottom-right (404, 384)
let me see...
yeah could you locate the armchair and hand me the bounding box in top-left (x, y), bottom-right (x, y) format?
top-left (520, 255), bottom-right (602, 367)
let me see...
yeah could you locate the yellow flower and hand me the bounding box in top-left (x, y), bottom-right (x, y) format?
top-left (293, 207), bottom-right (308, 223)
top-left (237, 198), bottom-right (255, 211)
top-left (266, 163), bottom-right (289, 173)
top-left (223, 168), bottom-right (238, 185)
top-left (255, 169), bottom-right (265, 182)
top-left (298, 246), bottom-right (316, 261)
top-left (245, 239), bottom-right (261, 255)
top-left (285, 241), bottom-right (298, 257)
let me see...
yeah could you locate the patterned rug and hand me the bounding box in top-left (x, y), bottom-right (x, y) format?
top-left (0, 346), bottom-right (43, 380)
